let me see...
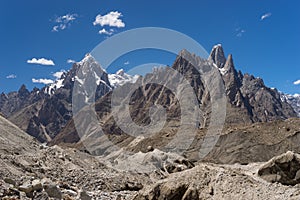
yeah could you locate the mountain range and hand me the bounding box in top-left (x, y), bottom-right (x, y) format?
top-left (0, 54), bottom-right (137, 142)
top-left (1, 45), bottom-right (300, 199)
top-left (0, 45), bottom-right (299, 148)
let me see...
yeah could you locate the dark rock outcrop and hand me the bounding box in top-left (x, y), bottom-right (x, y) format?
top-left (0, 85), bottom-right (46, 118)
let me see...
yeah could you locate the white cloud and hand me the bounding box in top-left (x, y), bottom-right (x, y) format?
top-left (235, 27), bottom-right (246, 37)
top-left (6, 74), bottom-right (17, 79)
top-left (52, 24), bottom-right (67, 32)
top-left (236, 28), bottom-right (246, 37)
top-left (32, 78), bottom-right (54, 85)
top-left (124, 61), bottom-right (130, 65)
top-left (52, 70), bottom-right (66, 79)
top-left (93, 11), bottom-right (125, 28)
top-left (67, 59), bottom-right (76, 64)
top-left (261, 12), bottom-right (272, 21)
top-left (52, 13), bottom-right (77, 32)
top-left (52, 26), bottom-right (59, 32)
top-left (56, 14), bottom-right (76, 23)
top-left (294, 80), bottom-right (300, 85)
top-left (27, 58), bottom-right (55, 66)
top-left (99, 28), bottom-right (114, 35)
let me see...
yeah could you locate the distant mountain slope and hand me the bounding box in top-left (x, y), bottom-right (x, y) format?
top-left (0, 115), bottom-right (37, 154)
top-left (203, 118), bottom-right (300, 164)
top-left (0, 85), bottom-right (47, 118)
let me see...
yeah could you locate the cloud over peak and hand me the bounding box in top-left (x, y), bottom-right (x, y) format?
top-left (67, 59), bottom-right (76, 64)
top-left (93, 11), bottom-right (125, 28)
top-left (52, 70), bottom-right (66, 79)
top-left (27, 58), bottom-right (55, 66)
top-left (32, 78), bottom-right (54, 85)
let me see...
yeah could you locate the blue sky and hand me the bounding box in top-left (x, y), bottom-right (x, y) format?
top-left (0, 0), bottom-right (299, 94)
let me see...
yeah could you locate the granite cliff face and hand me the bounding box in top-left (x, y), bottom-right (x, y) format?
top-left (209, 45), bottom-right (297, 123)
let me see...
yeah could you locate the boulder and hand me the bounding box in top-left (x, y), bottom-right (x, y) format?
top-left (79, 190), bottom-right (92, 200)
top-left (3, 178), bottom-right (16, 186)
top-left (31, 179), bottom-right (43, 192)
top-left (18, 181), bottom-right (34, 194)
top-left (44, 184), bottom-right (62, 199)
top-left (32, 191), bottom-right (50, 200)
top-left (258, 151), bottom-right (300, 185)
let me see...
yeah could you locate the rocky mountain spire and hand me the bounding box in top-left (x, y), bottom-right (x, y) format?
top-left (208, 44), bottom-right (226, 68)
top-left (222, 54), bottom-right (243, 104)
top-left (223, 54), bottom-right (235, 73)
top-left (18, 84), bottom-right (30, 98)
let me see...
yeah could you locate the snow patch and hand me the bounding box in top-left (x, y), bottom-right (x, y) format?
top-left (213, 63), bottom-right (228, 75)
top-left (212, 44), bottom-right (222, 49)
top-left (280, 92), bottom-right (300, 117)
top-left (108, 69), bottom-right (139, 88)
top-left (44, 72), bottom-right (66, 95)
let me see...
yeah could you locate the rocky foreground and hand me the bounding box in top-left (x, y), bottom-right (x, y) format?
top-left (1, 115), bottom-right (300, 200)
top-left (0, 116), bottom-right (148, 199)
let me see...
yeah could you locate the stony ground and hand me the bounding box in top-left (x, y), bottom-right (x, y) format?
top-left (135, 162), bottom-right (300, 200)
top-left (0, 116), bottom-right (149, 199)
top-left (1, 116), bottom-right (300, 200)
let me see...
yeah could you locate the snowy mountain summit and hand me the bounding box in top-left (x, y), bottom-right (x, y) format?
top-left (43, 54), bottom-right (140, 96)
top-left (281, 93), bottom-right (300, 117)
top-left (108, 69), bottom-right (140, 88)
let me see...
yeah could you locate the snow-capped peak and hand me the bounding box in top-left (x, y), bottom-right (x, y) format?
top-left (116, 69), bottom-right (125, 76)
top-left (42, 54), bottom-right (140, 96)
top-left (280, 92), bottom-right (300, 117)
top-left (78, 53), bottom-right (93, 65)
top-left (212, 44), bottom-right (222, 49)
top-left (108, 69), bottom-right (140, 88)
top-left (77, 53), bottom-right (107, 74)
top-left (44, 72), bottom-right (66, 95)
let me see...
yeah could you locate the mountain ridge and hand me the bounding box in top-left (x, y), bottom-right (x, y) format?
top-left (0, 45), bottom-right (298, 145)
top-left (48, 45), bottom-right (298, 161)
